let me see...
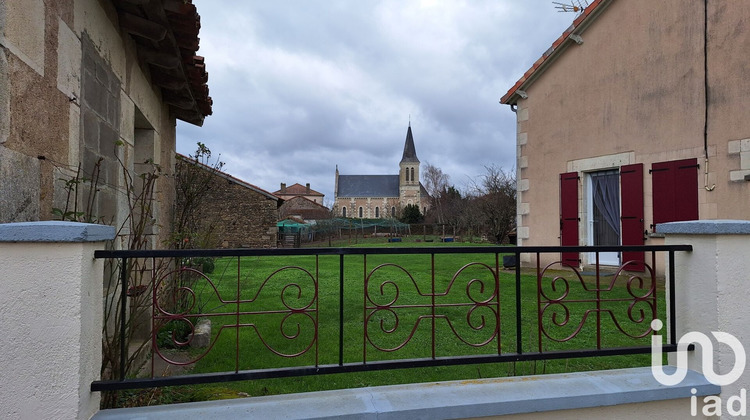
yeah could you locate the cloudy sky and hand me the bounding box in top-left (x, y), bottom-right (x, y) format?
top-left (176, 0), bottom-right (582, 204)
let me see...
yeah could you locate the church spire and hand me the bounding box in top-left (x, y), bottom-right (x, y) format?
top-left (400, 124), bottom-right (419, 163)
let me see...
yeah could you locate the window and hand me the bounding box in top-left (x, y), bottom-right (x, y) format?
top-left (410, 168), bottom-right (415, 183)
top-left (560, 163), bottom-right (646, 270)
top-left (375, 207), bottom-right (379, 218)
top-left (359, 207), bottom-right (363, 218)
top-left (651, 158), bottom-right (699, 230)
top-left (342, 207), bottom-right (346, 217)
top-left (391, 206), bottom-right (396, 217)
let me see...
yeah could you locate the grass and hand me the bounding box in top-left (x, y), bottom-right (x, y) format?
top-left (134, 238), bottom-right (665, 406)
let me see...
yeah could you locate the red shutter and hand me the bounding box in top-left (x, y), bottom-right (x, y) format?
top-left (674, 158), bottom-right (699, 222)
top-left (651, 161), bottom-right (674, 228)
top-left (652, 158), bottom-right (699, 231)
top-left (560, 172), bottom-right (579, 267)
top-left (620, 164), bottom-right (644, 271)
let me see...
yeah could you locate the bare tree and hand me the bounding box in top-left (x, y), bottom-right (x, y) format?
top-left (422, 163), bottom-right (450, 224)
top-left (470, 165), bottom-right (517, 244)
top-left (173, 142), bottom-right (225, 249)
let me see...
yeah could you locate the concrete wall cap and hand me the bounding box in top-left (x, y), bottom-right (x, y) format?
top-left (0, 221), bottom-right (116, 242)
top-left (92, 367), bottom-right (718, 419)
top-left (659, 220), bottom-right (750, 235)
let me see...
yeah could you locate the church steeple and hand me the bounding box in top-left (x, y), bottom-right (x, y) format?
top-left (400, 124), bottom-right (419, 164)
top-left (399, 123), bottom-right (421, 202)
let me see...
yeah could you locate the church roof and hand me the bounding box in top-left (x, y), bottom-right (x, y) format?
top-left (337, 175), bottom-right (400, 198)
top-left (400, 125), bottom-right (419, 163)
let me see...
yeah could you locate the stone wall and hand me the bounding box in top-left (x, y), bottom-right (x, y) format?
top-left (0, 0), bottom-right (178, 248)
top-left (278, 196), bottom-right (331, 221)
top-left (177, 160), bottom-right (279, 249)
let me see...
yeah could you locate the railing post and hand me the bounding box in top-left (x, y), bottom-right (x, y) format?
top-left (339, 253), bottom-right (344, 366)
top-left (515, 250), bottom-right (522, 354)
top-left (119, 257), bottom-right (128, 381)
top-left (0, 222), bottom-right (115, 420)
top-left (661, 220), bottom-right (750, 403)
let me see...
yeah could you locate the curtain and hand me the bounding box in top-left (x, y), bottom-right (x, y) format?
top-left (592, 171), bottom-right (620, 242)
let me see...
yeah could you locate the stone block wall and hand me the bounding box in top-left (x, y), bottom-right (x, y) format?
top-left (207, 181), bottom-right (278, 248)
top-left (177, 161), bottom-right (279, 249)
top-left (0, 0), bottom-right (178, 248)
top-left (278, 196), bottom-right (331, 221)
top-left (79, 34), bottom-right (121, 223)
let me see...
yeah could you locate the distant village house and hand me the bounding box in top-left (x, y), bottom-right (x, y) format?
top-left (274, 183), bottom-right (325, 204)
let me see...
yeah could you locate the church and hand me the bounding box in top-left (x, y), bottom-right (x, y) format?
top-left (334, 125), bottom-right (429, 219)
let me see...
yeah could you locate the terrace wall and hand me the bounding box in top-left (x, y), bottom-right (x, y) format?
top-left (3, 220), bottom-right (749, 419)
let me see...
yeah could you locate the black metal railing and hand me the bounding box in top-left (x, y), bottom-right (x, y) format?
top-left (91, 244), bottom-right (691, 392)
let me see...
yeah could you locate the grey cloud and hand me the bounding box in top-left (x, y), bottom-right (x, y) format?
top-left (177, 0), bottom-right (580, 201)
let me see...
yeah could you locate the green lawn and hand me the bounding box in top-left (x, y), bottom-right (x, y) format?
top-left (145, 241), bottom-right (664, 403)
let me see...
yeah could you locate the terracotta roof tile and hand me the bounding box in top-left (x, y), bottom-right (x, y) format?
top-left (114, 0), bottom-right (212, 126)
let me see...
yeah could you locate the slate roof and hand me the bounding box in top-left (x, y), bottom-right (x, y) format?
top-left (500, 0), bottom-right (611, 105)
top-left (400, 125), bottom-right (420, 163)
top-left (337, 175), bottom-right (400, 198)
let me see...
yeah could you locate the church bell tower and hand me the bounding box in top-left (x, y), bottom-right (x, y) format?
top-left (399, 124), bottom-right (421, 209)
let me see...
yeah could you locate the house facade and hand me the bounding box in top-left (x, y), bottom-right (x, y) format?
top-left (278, 196), bottom-right (332, 222)
top-left (0, 0), bottom-right (211, 246)
top-left (176, 155), bottom-right (281, 249)
top-left (274, 183), bottom-right (325, 204)
top-left (500, 0), bottom-right (750, 271)
top-left (334, 125), bottom-right (429, 218)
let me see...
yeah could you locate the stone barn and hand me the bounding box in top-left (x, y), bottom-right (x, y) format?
top-left (176, 155), bottom-right (281, 248)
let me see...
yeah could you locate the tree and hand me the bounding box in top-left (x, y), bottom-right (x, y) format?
top-left (172, 142), bottom-right (225, 249)
top-left (470, 165), bottom-right (516, 244)
top-left (400, 204), bottom-right (423, 223)
top-left (441, 185), bottom-right (465, 230)
top-left (422, 163), bottom-right (450, 224)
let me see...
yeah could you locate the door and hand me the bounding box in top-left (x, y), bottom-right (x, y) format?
top-left (587, 170), bottom-right (620, 266)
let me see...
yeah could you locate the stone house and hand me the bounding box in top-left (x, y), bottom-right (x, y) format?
top-left (0, 0), bottom-right (211, 246)
top-left (176, 155), bottom-right (281, 248)
top-left (334, 124), bottom-right (429, 218)
top-left (274, 183), bottom-right (325, 204)
top-left (278, 196), bottom-right (332, 222)
top-left (500, 0), bottom-right (750, 271)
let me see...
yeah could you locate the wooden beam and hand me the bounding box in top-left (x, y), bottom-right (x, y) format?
top-left (116, 0), bottom-right (152, 5)
top-left (163, 0), bottom-right (196, 14)
top-left (139, 48), bottom-right (181, 68)
top-left (162, 90), bottom-right (195, 109)
top-left (151, 72), bottom-right (187, 90)
top-left (119, 12), bottom-right (167, 41)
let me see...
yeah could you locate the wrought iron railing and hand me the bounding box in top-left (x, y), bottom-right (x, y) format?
top-left (91, 245), bottom-right (691, 392)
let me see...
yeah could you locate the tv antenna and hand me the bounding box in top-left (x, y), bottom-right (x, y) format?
top-left (553, 1), bottom-right (589, 14)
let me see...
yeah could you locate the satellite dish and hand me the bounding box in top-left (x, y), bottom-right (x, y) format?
top-left (552, 1), bottom-right (589, 14)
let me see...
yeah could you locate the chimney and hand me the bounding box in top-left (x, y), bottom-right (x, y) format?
top-left (281, 183), bottom-right (286, 193)
top-left (306, 183), bottom-right (310, 194)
